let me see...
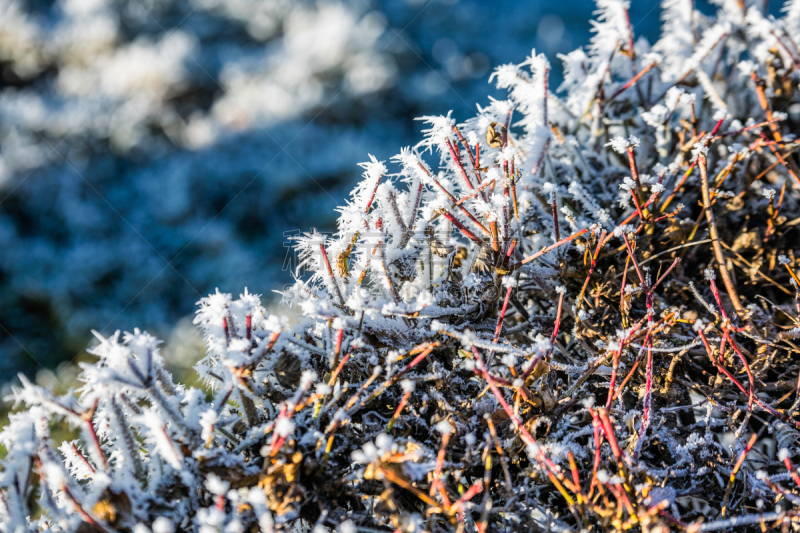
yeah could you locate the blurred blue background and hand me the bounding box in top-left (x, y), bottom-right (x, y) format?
top-left (0, 0), bottom-right (782, 376)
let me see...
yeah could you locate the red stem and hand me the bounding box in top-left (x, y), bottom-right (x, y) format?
top-left (511, 228), bottom-right (588, 270)
top-left (609, 61), bottom-right (658, 101)
top-left (446, 138), bottom-right (475, 191)
top-left (493, 286), bottom-right (514, 344)
top-left (440, 210), bottom-right (485, 245)
top-left (319, 243), bottom-right (345, 305)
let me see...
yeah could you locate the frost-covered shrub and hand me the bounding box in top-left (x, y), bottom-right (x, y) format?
top-left (4, 0), bottom-right (800, 531)
top-left (0, 0), bottom-right (605, 374)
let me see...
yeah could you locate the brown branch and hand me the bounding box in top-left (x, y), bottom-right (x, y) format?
top-left (698, 154), bottom-right (747, 319)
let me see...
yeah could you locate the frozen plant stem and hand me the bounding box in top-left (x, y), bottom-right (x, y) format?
top-left (511, 228), bottom-right (588, 270)
top-left (698, 154), bottom-right (746, 320)
top-left (319, 243), bottom-right (345, 306)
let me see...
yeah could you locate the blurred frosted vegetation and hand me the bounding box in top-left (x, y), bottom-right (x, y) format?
top-left (0, 0), bottom-right (779, 391)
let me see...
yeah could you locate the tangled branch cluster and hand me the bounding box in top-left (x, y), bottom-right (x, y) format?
top-left (4, 1), bottom-right (800, 531)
